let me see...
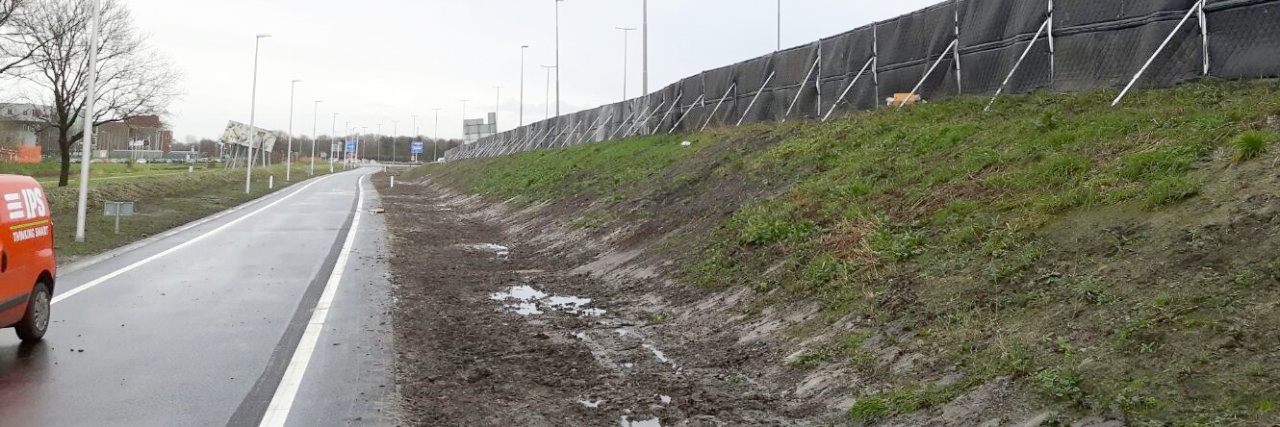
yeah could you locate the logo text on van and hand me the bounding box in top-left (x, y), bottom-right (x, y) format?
top-left (5, 187), bottom-right (47, 221)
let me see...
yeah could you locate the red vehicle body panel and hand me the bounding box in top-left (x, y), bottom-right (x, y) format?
top-left (0, 175), bottom-right (55, 328)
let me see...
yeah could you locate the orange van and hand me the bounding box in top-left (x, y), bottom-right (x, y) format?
top-left (0, 175), bottom-right (54, 342)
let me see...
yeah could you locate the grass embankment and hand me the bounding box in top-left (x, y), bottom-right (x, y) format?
top-left (0, 162), bottom-right (194, 187)
top-left (412, 80), bottom-right (1280, 425)
top-left (42, 163), bottom-right (330, 258)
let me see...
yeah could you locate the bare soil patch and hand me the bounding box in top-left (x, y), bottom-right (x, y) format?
top-left (379, 176), bottom-right (821, 427)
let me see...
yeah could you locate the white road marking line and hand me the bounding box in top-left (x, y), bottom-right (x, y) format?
top-left (258, 173), bottom-right (369, 427)
top-left (50, 175), bottom-right (337, 305)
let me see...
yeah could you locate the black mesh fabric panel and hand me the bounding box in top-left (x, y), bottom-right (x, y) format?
top-left (1056, 0), bottom-right (1196, 27)
top-left (448, 0), bottom-right (1280, 161)
top-left (1207, 0), bottom-right (1280, 79)
top-left (818, 27), bottom-right (876, 118)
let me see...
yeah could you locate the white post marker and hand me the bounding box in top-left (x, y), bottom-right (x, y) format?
top-left (269, 176), bottom-right (274, 190)
top-left (258, 174), bottom-right (370, 427)
top-left (287, 79), bottom-right (300, 182)
top-left (953, 0), bottom-right (963, 95)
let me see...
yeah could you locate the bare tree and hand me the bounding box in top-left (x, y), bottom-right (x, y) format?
top-left (0, 0), bottom-right (41, 77)
top-left (22, 0), bottom-right (180, 186)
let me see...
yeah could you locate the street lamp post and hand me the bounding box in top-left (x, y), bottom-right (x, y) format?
top-left (555, 0), bottom-right (563, 117)
top-left (331, 113), bottom-right (338, 169)
top-left (520, 45), bottom-right (529, 126)
top-left (643, 0), bottom-right (648, 97)
top-left (74, 0), bottom-right (103, 243)
top-left (494, 86), bottom-right (504, 131)
top-left (433, 108), bottom-right (442, 161)
top-left (777, 0), bottom-right (782, 51)
top-left (392, 120), bottom-right (399, 163)
top-left (616, 27), bottom-right (636, 101)
top-left (286, 79), bottom-right (300, 182)
top-left (460, 99), bottom-right (470, 142)
top-left (541, 65), bottom-right (556, 120)
top-left (245, 34), bottom-right (271, 194)
top-left (311, 100), bottom-right (321, 176)
top-left (411, 114), bottom-right (418, 162)
top-left (375, 123), bottom-right (382, 161)
top-left (358, 126), bottom-right (367, 163)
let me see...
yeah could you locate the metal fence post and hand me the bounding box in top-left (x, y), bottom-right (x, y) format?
top-left (738, 72), bottom-right (776, 126)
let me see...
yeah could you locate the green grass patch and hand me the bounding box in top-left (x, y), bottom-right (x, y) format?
top-left (1231, 130), bottom-right (1271, 162)
top-left (847, 383), bottom-right (970, 423)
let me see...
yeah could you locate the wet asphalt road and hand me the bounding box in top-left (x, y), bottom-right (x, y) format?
top-left (0, 168), bottom-right (397, 427)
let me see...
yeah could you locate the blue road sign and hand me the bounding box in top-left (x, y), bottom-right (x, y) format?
top-left (411, 141), bottom-right (424, 154)
top-left (345, 140), bottom-right (356, 153)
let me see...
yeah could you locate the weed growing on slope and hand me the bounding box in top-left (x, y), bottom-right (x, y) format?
top-left (1231, 130), bottom-right (1270, 162)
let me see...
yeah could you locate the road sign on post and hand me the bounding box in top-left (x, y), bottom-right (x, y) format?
top-left (345, 140), bottom-right (356, 153)
top-left (103, 201), bottom-right (135, 234)
top-left (411, 141), bottom-right (424, 154)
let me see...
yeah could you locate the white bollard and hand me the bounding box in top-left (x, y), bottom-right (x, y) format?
top-left (390, 176), bottom-right (395, 188)
top-left (188, 165), bottom-right (194, 173)
top-left (269, 176), bottom-right (274, 189)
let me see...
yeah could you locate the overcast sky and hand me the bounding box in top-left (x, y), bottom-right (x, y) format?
top-left (127, 0), bottom-right (940, 141)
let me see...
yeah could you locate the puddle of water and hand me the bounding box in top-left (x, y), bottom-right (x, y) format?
top-left (579, 399), bottom-right (604, 408)
top-left (491, 285), bottom-right (546, 302)
top-left (548, 296), bottom-right (606, 316)
top-left (548, 295), bottom-right (589, 307)
top-left (660, 395), bottom-right (671, 405)
top-left (642, 344), bottom-right (675, 367)
top-left (574, 332), bottom-right (589, 341)
top-left (620, 416), bottom-right (662, 427)
top-left (512, 302), bottom-right (542, 315)
top-left (614, 328), bottom-right (629, 336)
top-left (491, 285), bottom-right (607, 318)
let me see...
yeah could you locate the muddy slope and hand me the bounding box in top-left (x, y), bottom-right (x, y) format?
top-left (380, 178), bottom-right (817, 426)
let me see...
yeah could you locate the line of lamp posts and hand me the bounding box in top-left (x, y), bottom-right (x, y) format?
top-left (240, 35), bottom-right (444, 193)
